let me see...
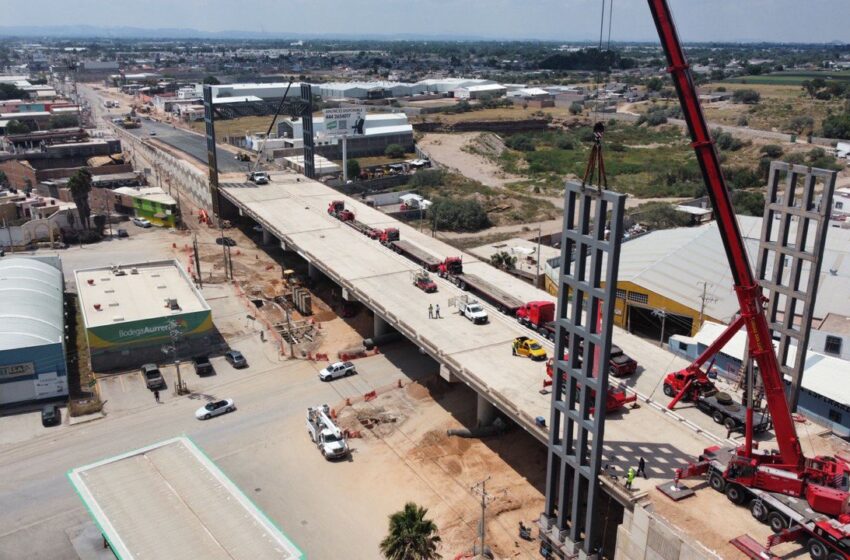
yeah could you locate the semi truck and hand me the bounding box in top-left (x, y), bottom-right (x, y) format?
top-left (438, 257), bottom-right (525, 315)
top-left (380, 229), bottom-right (442, 271)
top-left (306, 405), bottom-right (350, 460)
top-left (516, 301), bottom-right (557, 340)
top-left (544, 358), bottom-right (637, 413)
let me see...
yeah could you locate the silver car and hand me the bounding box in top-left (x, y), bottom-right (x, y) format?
top-left (195, 399), bottom-right (235, 420)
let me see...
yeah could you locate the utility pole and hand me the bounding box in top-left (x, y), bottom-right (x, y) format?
top-left (167, 320), bottom-right (187, 395)
top-left (535, 225), bottom-right (542, 289)
top-left (193, 234), bottom-right (202, 288)
top-left (471, 477), bottom-right (496, 558)
top-left (696, 281), bottom-right (717, 329)
top-left (652, 308), bottom-right (667, 348)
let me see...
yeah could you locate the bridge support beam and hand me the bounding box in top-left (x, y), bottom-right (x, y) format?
top-left (374, 314), bottom-right (391, 338)
top-left (476, 394), bottom-right (498, 427)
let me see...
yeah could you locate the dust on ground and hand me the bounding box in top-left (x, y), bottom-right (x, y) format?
top-left (335, 377), bottom-right (546, 559)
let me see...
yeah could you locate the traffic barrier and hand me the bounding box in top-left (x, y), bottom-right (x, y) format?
top-left (364, 390), bottom-right (377, 402)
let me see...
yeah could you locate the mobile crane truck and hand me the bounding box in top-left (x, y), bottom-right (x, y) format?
top-left (645, 1), bottom-right (850, 558)
top-left (306, 405), bottom-right (350, 460)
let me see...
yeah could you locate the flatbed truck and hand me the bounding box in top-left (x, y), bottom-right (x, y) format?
top-left (438, 256), bottom-right (524, 314)
top-left (380, 229), bottom-right (442, 271)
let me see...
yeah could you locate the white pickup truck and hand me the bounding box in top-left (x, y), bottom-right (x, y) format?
top-left (459, 299), bottom-right (488, 324)
top-left (306, 405), bottom-right (350, 460)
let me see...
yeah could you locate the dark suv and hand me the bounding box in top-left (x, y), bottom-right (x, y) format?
top-left (193, 356), bottom-right (214, 376)
top-left (41, 405), bottom-right (61, 427)
top-left (141, 363), bottom-right (165, 390)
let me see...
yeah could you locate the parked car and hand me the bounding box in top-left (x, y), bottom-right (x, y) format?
top-left (248, 171), bottom-right (270, 184)
top-left (41, 404), bottom-right (61, 427)
top-left (216, 236), bottom-right (236, 246)
top-left (195, 399), bottom-right (236, 420)
top-left (512, 336), bottom-right (548, 361)
top-left (319, 361), bottom-right (356, 381)
top-left (116, 228), bottom-right (129, 238)
top-left (141, 363), bottom-right (165, 390)
top-left (149, 130), bottom-right (157, 136)
top-left (192, 355), bottom-right (213, 376)
top-left (224, 350), bottom-right (248, 369)
top-left (132, 217), bottom-right (152, 228)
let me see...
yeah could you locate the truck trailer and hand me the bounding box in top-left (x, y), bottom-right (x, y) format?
top-left (438, 257), bottom-right (524, 315)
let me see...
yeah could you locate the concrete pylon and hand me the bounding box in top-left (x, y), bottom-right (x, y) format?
top-left (374, 314), bottom-right (390, 338)
top-left (476, 393), bottom-right (497, 427)
top-left (307, 262), bottom-right (321, 281)
top-left (262, 228), bottom-right (274, 245)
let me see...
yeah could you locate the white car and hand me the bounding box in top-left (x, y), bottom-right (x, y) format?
top-left (318, 361), bottom-right (356, 381)
top-left (132, 217), bottom-right (152, 228)
top-left (195, 399), bottom-right (236, 420)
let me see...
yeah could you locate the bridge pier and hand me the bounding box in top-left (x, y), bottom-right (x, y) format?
top-left (262, 228), bottom-right (274, 245)
top-left (374, 314), bottom-right (391, 338)
top-left (476, 394), bottom-right (498, 427)
top-left (307, 262), bottom-right (322, 281)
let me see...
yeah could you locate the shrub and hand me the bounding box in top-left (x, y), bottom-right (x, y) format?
top-left (759, 144), bottom-right (784, 158)
top-left (346, 159), bottom-right (361, 179)
top-left (384, 144), bottom-right (405, 158)
top-left (409, 169), bottom-right (444, 188)
top-left (732, 89), bottom-right (761, 104)
top-left (555, 136), bottom-right (575, 150)
top-left (568, 101), bottom-right (583, 115)
top-left (430, 197), bottom-right (491, 232)
top-left (822, 113), bottom-right (850, 140)
top-left (505, 134), bottom-right (536, 152)
top-left (732, 190), bottom-right (765, 216)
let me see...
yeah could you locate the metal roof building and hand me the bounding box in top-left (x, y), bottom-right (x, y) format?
top-left (68, 437), bottom-right (303, 560)
top-left (0, 255), bottom-right (68, 407)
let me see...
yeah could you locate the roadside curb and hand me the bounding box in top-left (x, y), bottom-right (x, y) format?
top-left (69, 412), bottom-right (105, 426)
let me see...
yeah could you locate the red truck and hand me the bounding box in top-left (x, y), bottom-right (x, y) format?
top-left (544, 358), bottom-right (636, 413)
top-left (379, 229), bottom-right (442, 271)
top-left (328, 201), bottom-right (383, 238)
top-left (438, 256), bottom-right (524, 315)
top-left (516, 301), bottom-right (557, 340)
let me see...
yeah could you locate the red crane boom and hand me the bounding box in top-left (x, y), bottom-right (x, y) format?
top-left (646, 0), bottom-right (803, 468)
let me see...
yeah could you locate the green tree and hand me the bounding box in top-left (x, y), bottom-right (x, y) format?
top-left (505, 134), bottom-right (535, 152)
top-left (430, 198), bottom-right (490, 232)
top-left (202, 75), bottom-right (220, 85)
top-left (732, 190), bottom-right (765, 217)
top-left (822, 113), bottom-right (850, 140)
top-left (409, 169), bottom-right (444, 189)
top-left (633, 202), bottom-right (691, 230)
top-left (346, 158), bottom-right (361, 179)
top-left (379, 502), bottom-right (441, 560)
top-left (67, 168), bottom-right (93, 230)
top-left (49, 114), bottom-right (79, 129)
top-left (490, 251), bottom-right (517, 271)
top-left (0, 83), bottom-right (26, 100)
top-left (568, 101), bottom-right (583, 115)
top-left (384, 144), bottom-right (405, 159)
top-left (645, 77), bottom-right (664, 92)
top-left (759, 144), bottom-right (784, 159)
top-left (5, 119), bottom-right (30, 134)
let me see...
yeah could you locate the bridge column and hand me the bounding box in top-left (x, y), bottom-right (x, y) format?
top-left (374, 314), bottom-right (390, 338)
top-left (307, 262), bottom-right (321, 281)
top-left (476, 393), bottom-right (498, 427)
top-left (262, 228), bottom-right (274, 245)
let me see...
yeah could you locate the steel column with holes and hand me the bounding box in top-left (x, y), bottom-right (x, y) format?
top-left (300, 84), bottom-right (316, 180)
top-left (541, 181), bottom-right (625, 558)
top-left (202, 85), bottom-right (220, 217)
top-left (756, 162), bottom-right (836, 411)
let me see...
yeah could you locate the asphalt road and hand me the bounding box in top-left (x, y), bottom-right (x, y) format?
top-left (0, 341), bottom-right (433, 560)
top-left (124, 119), bottom-right (251, 173)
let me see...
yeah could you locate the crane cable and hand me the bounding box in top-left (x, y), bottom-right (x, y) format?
top-left (584, 0), bottom-right (615, 192)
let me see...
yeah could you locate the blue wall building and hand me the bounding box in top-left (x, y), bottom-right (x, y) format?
top-left (0, 256), bottom-right (67, 408)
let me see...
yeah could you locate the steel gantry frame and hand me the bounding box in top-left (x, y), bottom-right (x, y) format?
top-left (542, 180), bottom-right (625, 558)
top-left (756, 161), bottom-right (837, 411)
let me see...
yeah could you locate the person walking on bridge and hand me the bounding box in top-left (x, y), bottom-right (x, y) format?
top-left (435, 304), bottom-right (441, 319)
top-left (428, 304), bottom-right (433, 319)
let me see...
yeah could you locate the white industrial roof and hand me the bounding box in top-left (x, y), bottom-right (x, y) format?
top-left (691, 321), bottom-right (850, 406)
top-left (459, 84), bottom-right (507, 92)
top-left (616, 216), bottom-right (850, 323)
top-left (75, 260), bottom-right (209, 329)
top-left (212, 95), bottom-right (263, 104)
top-left (67, 437), bottom-right (302, 560)
top-left (0, 257), bottom-right (64, 350)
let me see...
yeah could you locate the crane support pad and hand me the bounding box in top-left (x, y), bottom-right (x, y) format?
top-left (655, 480), bottom-right (695, 501)
top-left (730, 535), bottom-right (780, 560)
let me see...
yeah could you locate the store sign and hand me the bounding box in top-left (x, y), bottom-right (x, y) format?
top-left (35, 372), bottom-right (67, 398)
top-left (0, 362), bottom-right (35, 379)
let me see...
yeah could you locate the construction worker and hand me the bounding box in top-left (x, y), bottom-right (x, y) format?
top-left (435, 304), bottom-right (441, 319)
top-left (626, 466), bottom-right (636, 489)
top-left (637, 457), bottom-right (647, 478)
top-left (428, 304), bottom-right (434, 319)
top-left (154, 390), bottom-right (160, 404)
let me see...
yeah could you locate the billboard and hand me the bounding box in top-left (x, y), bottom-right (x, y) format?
top-left (87, 310), bottom-right (213, 350)
top-left (323, 107), bottom-right (366, 137)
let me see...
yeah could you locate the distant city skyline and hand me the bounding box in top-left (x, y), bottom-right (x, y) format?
top-left (0, 0), bottom-right (848, 43)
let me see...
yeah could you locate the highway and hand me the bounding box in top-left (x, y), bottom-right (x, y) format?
top-left (219, 173), bottom-right (731, 488)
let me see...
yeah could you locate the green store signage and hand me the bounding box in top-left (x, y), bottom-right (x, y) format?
top-left (88, 311), bottom-right (213, 349)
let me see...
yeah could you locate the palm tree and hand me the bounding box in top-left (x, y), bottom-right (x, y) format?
top-left (67, 168), bottom-right (93, 230)
top-left (380, 502), bottom-right (442, 560)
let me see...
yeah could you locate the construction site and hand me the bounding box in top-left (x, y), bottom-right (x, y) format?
top-left (4, 3), bottom-right (850, 560)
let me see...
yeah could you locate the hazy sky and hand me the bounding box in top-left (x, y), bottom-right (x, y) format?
top-left (2, 0), bottom-right (849, 43)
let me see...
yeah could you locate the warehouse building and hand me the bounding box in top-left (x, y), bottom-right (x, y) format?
top-left (453, 83), bottom-right (508, 100)
top-left (0, 256), bottom-right (68, 409)
top-left (75, 260), bottom-right (216, 371)
top-left (277, 112), bottom-right (413, 159)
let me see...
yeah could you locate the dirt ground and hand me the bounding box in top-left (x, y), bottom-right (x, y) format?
top-left (334, 376), bottom-right (546, 559)
top-left (419, 132), bottom-right (526, 188)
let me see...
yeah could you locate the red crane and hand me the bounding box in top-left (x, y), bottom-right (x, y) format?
top-left (647, 1), bottom-right (850, 556)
